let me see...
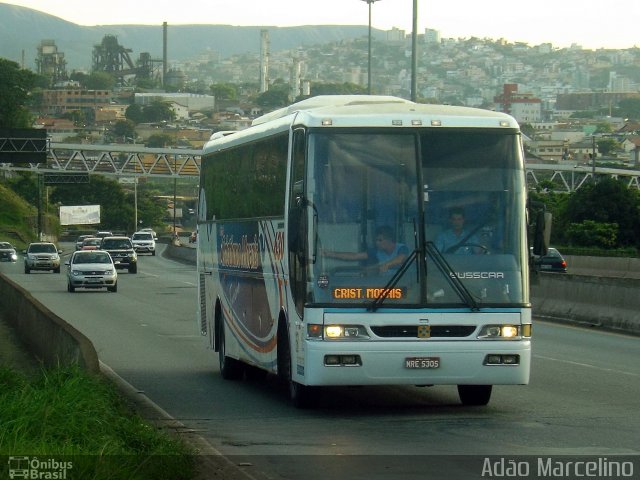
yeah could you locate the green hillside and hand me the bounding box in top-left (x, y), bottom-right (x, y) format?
top-left (0, 183), bottom-right (37, 249)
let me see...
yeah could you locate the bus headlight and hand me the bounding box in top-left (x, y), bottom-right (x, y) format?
top-left (477, 325), bottom-right (522, 339)
top-left (321, 324), bottom-right (369, 340)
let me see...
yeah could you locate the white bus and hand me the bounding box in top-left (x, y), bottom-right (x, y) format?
top-left (197, 95), bottom-right (547, 407)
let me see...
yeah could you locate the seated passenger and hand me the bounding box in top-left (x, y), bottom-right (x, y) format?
top-left (323, 226), bottom-right (409, 274)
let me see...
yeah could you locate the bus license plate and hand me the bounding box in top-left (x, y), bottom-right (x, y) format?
top-left (405, 357), bottom-right (440, 369)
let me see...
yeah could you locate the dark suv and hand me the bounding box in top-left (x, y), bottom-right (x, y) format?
top-left (100, 236), bottom-right (138, 273)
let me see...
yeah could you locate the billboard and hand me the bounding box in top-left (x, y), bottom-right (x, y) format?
top-left (59, 205), bottom-right (101, 226)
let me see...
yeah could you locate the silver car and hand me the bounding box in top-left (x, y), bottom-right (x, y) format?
top-left (66, 250), bottom-right (118, 293)
top-left (24, 242), bottom-right (61, 273)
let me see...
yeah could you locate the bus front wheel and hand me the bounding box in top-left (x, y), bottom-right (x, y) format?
top-left (218, 320), bottom-right (243, 380)
top-left (457, 385), bottom-right (492, 406)
top-left (277, 323), bottom-right (314, 408)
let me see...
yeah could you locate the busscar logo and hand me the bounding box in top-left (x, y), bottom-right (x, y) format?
top-left (8, 456), bottom-right (73, 479)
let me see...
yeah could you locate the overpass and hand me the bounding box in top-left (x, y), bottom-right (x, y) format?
top-left (1, 142), bottom-right (640, 192)
top-left (0, 143), bottom-right (201, 180)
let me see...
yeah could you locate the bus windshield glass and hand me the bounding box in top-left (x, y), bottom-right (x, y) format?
top-left (307, 129), bottom-right (527, 307)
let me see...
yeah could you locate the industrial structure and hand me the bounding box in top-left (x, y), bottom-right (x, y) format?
top-left (91, 35), bottom-right (163, 85)
top-left (35, 40), bottom-right (67, 84)
top-left (259, 29), bottom-right (269, 93)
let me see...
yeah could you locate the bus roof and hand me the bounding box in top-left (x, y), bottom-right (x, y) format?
top-left (203, 95), bottom-right (519, 154)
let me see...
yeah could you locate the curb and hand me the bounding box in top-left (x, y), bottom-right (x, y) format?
top-left (99, 361), bottom-right (257, 480)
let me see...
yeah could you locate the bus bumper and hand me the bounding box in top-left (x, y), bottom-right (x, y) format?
top-left (297, 339), bottom-right (531, 386)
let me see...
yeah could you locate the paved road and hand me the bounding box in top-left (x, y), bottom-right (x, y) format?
top-left (1, 246), bottom-right (639, 480)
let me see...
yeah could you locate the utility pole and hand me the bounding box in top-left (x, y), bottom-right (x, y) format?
top-left (591, 135), bottom-right (598, 182)
top-left (361, 0), bottom-right (381, 95)
top-left (411, 0), bottom-right (418, 101)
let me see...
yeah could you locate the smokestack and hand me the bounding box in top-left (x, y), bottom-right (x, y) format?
top-left (259, 29), bottom-right (269, 93)
top-left (289, 56), bottom-right (301, 102)
top-left (163, 22), bottom-right (168, 88)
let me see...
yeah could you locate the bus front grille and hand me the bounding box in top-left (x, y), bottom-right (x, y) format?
top-left (370, 325), bottom-right (476, 338)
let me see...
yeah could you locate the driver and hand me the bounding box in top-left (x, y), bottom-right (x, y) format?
top-left (323, 226), bottom-right (408, 274)
top-left (435, 207), bottom-right (482, 254)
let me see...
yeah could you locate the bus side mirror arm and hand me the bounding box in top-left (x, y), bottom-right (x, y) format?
top-left (288, 197), bottom-right (306, 262)
top-left (528, 200), bottom-right (552, 257)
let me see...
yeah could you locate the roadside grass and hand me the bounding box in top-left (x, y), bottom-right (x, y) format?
top-left (0, 365), bottom-right (195, 479)
top-left (0, 183), bottom-right (36, 248)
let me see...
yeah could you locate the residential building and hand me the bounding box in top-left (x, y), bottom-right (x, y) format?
top-left (134, 93), bottom-right (215, 112)
top-left (494, 84), bottom-right (542, 123)
top-left (41, 89), bottom-right (112, 115)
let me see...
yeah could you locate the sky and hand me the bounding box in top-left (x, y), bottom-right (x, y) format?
top-left (4, 0), bottom-right (640, 50)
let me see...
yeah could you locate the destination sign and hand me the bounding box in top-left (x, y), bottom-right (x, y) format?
top-left (332, 287), bottom-right (405, 300)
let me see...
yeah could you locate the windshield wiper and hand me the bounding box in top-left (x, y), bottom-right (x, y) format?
top-left (368, 248), bottom-right (419, 312)
top-left (425, 241), bottom-right (479, 311)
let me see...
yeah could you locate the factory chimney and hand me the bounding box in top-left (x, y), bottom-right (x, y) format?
top-left (259, 29), bottom-right (269, 93)
top-left (163, 22), bottom-right (168, 88)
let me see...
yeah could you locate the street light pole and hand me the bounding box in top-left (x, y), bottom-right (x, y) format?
top-left (134, 177), bottom-right (138, 232)
top-left (361, 0), bottom-right (381, 95)
top-left (411, 0), bottom-right (418, 101)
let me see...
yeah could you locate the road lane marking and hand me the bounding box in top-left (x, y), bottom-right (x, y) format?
top-left (534, 354), bottom-right (640, 377)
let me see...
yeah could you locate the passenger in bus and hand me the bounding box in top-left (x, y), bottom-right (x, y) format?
top-left (322, 225), bottom-right (409, 274)
top-left (435, 207), bottom-right (483, 254)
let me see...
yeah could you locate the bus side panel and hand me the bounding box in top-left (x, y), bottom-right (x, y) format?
top-left (197, 220), bottom-right (218, 351)
top-left (211, 219), bottom-right (288, 372)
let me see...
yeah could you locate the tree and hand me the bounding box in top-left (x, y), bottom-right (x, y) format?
top-left (111, 120), bottom-right (136, 142)
top-left (309, 82), bottom-right (366, 96)
top-left (142, 101), bottom-right (175, 123)
top-left (5, 172), bottom-right (38, 205)
top-left (566, 220), bottom-right (618, 248)
top-left (146, 134), bottom-right (173, 148)
top-left (596, 138), bottom-right (618, 156)
top-left (0, 58), bottom-right (38, 128)
top-left (558, 177), bottom-right (640, 248)
top-left (255, 86), bottom-right (290, 110)
top-left (84, 71), bottom-right (117, 90)
top-left (210, 83), bottom-right (238, 101)
top-left (49, 176), bottom-right (132, 231)
top-left (125, 104), bottom-right (145, 124)
top-left (617, 98), bottom-right (640, 121)
top-left (594, 122), bottom-right (613, 134)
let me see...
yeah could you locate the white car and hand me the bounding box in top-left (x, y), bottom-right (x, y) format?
top-left (24, 242), bottom-right (61, 273)
top-left (66, 250), bottom-right (118, 292)
top-left (131, 231), bottom-right (156, 255)
top-left (139, 228), bottom-right (158, 240)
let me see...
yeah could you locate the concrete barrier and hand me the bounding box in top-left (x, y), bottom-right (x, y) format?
top-left (531, 273), bottom-right (640, 334)
top-left (565, 255), bottom-right (640, 279)
top-left (165, 241), bottom-right (197, 264)
top-left (0, 271), bottom-right (99, 372)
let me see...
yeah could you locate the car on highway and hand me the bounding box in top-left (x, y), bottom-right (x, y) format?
top-left (139, 227), bottom-right (158, 240)
top-left (131, 231), bottom-right (156, 256)
top-left (100, 236), bottom-right (138, 273)
top-left (81, 237), bottom-right (102, 250)
top-left (66, 250), bottom-right (118, 293)
top-left (535, 247), bottom-right (568, 273)
top-left (0, 241), bottom-right (18, 262)
top-left (75, 234), bottom-right (93, 250)
top-left (95, 231), bottom-right (114, 240)
top-left (23, 242), bottom-right (61, 273)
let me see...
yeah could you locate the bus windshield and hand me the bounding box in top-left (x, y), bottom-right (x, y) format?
top-left (306, 129), bottom-right (527, 308)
